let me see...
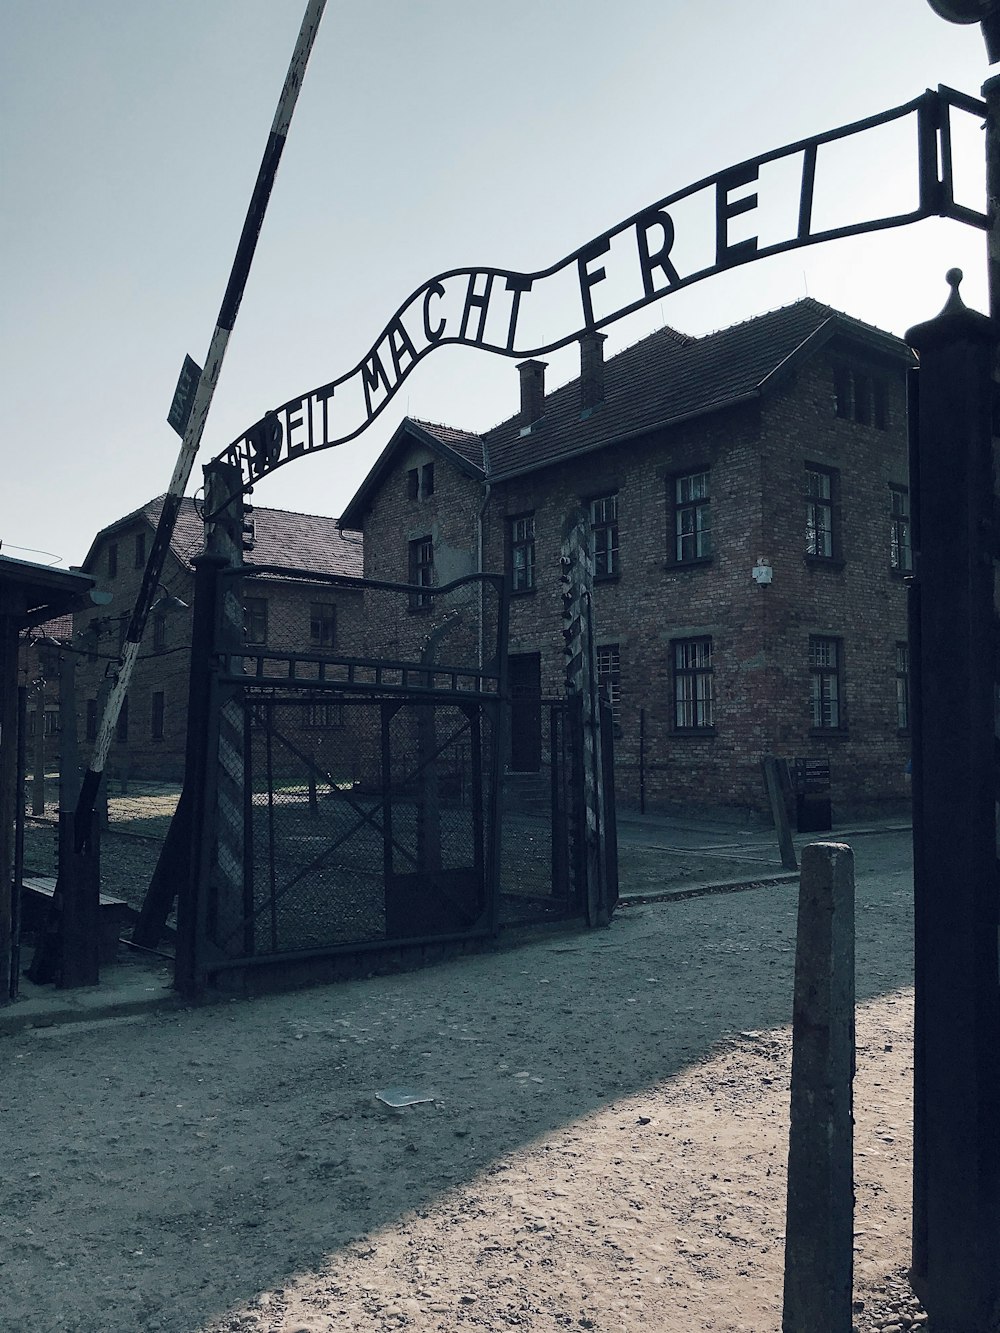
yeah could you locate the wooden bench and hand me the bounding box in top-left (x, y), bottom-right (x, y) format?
top-left (19, 876), bottom-right (136, 965)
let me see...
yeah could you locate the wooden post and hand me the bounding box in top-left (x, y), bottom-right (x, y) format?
top-left (782, 841), bottom-right (855, 1333)
top-left (31, 678), bottom-right (45, 816)
top-left (762, 755), bottom-right (797, 870)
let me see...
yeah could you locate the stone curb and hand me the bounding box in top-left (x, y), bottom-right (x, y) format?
top-left (0, 988), bottom-right (183, 1039)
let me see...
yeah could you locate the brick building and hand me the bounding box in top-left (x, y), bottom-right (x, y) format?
top-left (340, 298), bottom-right (914, 819)
top-left (72, 497), bottom-right (363, 781)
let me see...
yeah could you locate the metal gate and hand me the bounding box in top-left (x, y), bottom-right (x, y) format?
top-left (176, 561), bottom-right (507, 994)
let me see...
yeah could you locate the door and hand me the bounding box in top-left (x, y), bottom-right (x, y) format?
top-left (508, 652), bottom-right (541, 772)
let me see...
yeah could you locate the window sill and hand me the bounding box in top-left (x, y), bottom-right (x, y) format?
top-left (672, 727), bottom-right (717, 738)
top-left (665, 557), bottom-right (713, 572)
top-left (889, 567), bottom-right (913, 580)
top-left (510, 586), bottom-right (537, 598)
top-left (808, 727), bottom-right (849, 739)
top-left (805, 555), bottom-right (845, 570)
top-left (594, 572), bottom-right (621, 584)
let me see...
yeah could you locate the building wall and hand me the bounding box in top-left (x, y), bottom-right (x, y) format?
top-left (477, 345), bottom-right (910, 817)
top-left (73, 527), bottom-right (194, 783)
top-left (754, 349), bottom-right (910, 814)
top-left (72, 523), bottom-right (366, 784)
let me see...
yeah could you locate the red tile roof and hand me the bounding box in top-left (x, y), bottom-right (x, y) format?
top-left (81, 499), bottom-right (363, 579)
top-left (481, 298), bottom-right (912, 480)
top-left (340, 299), bottom-right (912, 527)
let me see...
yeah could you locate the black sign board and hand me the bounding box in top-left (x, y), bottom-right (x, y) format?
top-left (212, 85), bottom-right (988, 498)
top-left (167, 354), bottom-right (203, 438)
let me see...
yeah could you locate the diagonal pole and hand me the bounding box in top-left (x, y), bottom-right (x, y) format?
top-left (74, 0), bottom-right (327, 851)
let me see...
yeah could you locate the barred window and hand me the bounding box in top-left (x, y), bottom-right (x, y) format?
top-left (305, 701), bottom-right (344, 728)
top-left (896, 642), bottom-right (910, 731)
top-left (674, 470), bottom-right (712, 562)
top-left (596, 643), bottom-right (621, 725)
top-left (810, 636), bottom-right (843, 730)
top-left (509, 515), bottom-right (536, 593)
top-left (890, 486), bottom-right (912, 573)
top-left (805, 465), bottom-right (836, 559)
top-left (590, 494), bottom-right (619, 578)
top-left (673, 637), bottom-right (714, 730)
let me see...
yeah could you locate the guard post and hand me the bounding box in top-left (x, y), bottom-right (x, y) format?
top-left (907, 272), bottom-right (1000, 1329)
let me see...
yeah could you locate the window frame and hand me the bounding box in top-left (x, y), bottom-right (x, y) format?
top-left (805, 463), bottom-right (839, 562)
top-left (672, 636), bottom-right (715, 732)
top-left (895, 641), bottom-right (910, 732)
top-left (671, 468), bottom-right (712, 564)
top-left (304, 700), bottom-right (345, 729)
top-left (309, 601), bottom-right (337, 650)
top-left (589, 493), bottom-right (619, 580)
top-left (243, 597), bottom-right (268, 646)
top-left (508, 513), bottom-right (536, 594)
top-left (596, 642), bottom-right (622, 728)
top-left (809, 635), bottom-right (845, 732)
top-left (889, 485), bottom-right (912, 574)
top-left (151, 691), bottom-right (165, 741)
top-left (408, 536), bottom-right (434, 611)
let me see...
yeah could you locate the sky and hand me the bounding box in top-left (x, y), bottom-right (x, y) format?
top-left (2, 0), bottom-right (997, 569)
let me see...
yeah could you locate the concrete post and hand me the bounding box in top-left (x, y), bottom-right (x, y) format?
top-left (782, 841), bottom-right (855, 1333)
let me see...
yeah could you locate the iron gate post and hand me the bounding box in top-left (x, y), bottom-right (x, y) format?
top-left (174, 551), bottom-right (227, 998)
top-left (906, 275), bottom-right (1000, 1329)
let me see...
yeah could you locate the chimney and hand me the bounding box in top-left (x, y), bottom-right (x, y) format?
top-left (516, 359), bottom-right (547, 428)
top-left (580, 331), bottom-right (607, 412)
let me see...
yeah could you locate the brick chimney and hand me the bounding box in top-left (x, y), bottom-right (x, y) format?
top-left (580, 331), bottom-right (607, 412)
top-left (516, 359), bottom-right (547, 428)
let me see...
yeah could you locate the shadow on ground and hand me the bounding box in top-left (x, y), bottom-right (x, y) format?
top-left (3, 831), bottom-right (913, 1333)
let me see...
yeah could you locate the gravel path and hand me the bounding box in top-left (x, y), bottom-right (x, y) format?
top-left (2, 831), bottom-right (917, 1332)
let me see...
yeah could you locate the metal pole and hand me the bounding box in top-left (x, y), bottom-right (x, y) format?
top-left (74, 0), bottom-right (328, 850)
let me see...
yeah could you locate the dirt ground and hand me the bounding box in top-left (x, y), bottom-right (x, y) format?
top-left (2, 829), bottom-right (920, 1333)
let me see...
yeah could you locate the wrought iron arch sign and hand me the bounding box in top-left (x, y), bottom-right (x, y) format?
top-left (214, 85), bottom-right (987, 497)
